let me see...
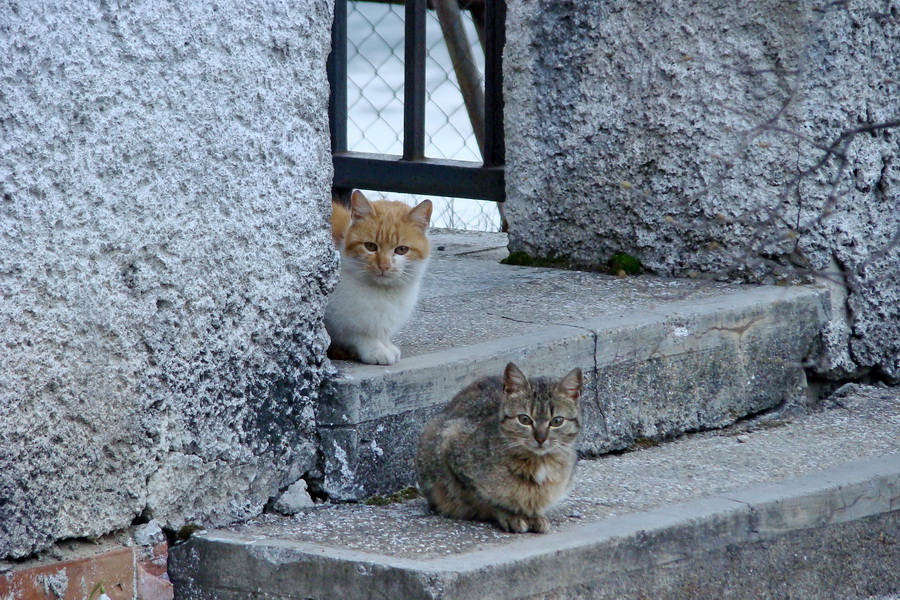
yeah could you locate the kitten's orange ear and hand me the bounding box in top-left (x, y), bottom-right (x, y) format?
top-left (350, 190), bottom-right (375, 221)
top-left (331, 201), bottom-right (351, 247)
top-left (406, 199), bottom-right (433, 230)
top-left (503, 362), bottom-right (530, 396)
top-left (555, 368), bottom-right (583, 401)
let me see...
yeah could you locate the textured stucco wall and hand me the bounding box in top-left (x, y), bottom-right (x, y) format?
top-left (504, 0), bottom-right (900, 382)
top-left (0, 0), bottom-right (336, 558)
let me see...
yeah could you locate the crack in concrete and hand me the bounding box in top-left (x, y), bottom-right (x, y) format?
top-left (588, 328), bottom-right (611, 443)
top-left (488, 311), bottom-right (592, 333)
top-left (706, 315), bottom-right (765, 337)
top-left (835, 485), bottom-right (868, 523)
top-left (719, 495), bottom-right (761, 536)
top-left (450, 245), bottom-right (509, 257)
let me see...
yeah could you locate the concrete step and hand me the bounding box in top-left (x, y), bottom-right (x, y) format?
top-left (316, 230), bottom-right (828, 499)
top-left (168, 384), bottom-right (900, 599)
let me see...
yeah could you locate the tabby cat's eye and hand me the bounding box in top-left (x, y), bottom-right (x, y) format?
top-left (395, 245), bottom-right (409, 255)
top-left (550, 416), bottom-right (565, 427)
top-left (517, 414), bottom-right (533, 426)
top-left (364, 242), bottom-right (378, 252)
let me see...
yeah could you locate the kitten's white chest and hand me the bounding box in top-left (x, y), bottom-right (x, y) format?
top-left (325, 256), bottom-right (427, 340)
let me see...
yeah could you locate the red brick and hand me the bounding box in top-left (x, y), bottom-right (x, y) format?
top-left (0, 547), bottom-right (134, 600)
top-left (136, 543), bottom-right (168, 579)
top-left (136, 563), bottom-right (173, 600)
top-left (136, 543), bottom-right (172, 600)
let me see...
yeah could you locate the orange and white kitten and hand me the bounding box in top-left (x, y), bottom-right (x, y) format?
top-left (325, 190), bottom-right (433, 365)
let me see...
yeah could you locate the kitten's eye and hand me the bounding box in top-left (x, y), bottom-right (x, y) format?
top-left (517, 414), bottom-right (533, 426)
top-left (364, 242), bottom-right (378, 252)
top-left (395, 245), bottom-right (409, 255)
top-left (550, 416), bottom-right (565, 427)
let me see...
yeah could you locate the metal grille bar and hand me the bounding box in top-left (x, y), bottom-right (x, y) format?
top-left (403, 0), bottom-right (427, 161)
top-left (328, 0), bottom-right (505, 203)
top-left (482, 0), bottom-right (505, 168)
top-left (328, 0), bottom-right (348, 156)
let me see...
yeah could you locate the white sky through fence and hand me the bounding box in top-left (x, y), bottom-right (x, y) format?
top-left (345, 1), bottom-right (501, 232)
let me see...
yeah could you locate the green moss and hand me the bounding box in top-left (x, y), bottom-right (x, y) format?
top-left (500, 251), bottom-right (535, 266)
top-left (501, 251), bottom-right (570, 268)
top-left (502, 250), bottom-right (644, 277)
top-left (392, 486), bottom-right (421, 501)
top-left (175, 523), bottom-right (205, 541)
top-left (364, 486), bottom-right (420, 506)
top-left (631, 437), bottom-right (660, 450)
top-left (608, 252), bottom-right (642, 275)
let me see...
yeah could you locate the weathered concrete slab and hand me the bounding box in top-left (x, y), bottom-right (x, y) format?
top-left (317, 231), bottom-right (828, 499)
top-left (169, 385), bottom-right (900, 599)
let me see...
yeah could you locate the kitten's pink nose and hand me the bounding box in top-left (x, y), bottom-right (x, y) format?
top-left (534, 429), bottom-right (548, 445)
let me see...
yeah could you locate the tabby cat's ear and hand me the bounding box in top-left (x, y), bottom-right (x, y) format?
top-left (406, 199), bottom-right (433, 230)
top-left (350, 190), bottom-right (375, 221)
top-left (503, 362), bottom-right (530, 397)
top-left (555, 368), bottom-right (583, 402)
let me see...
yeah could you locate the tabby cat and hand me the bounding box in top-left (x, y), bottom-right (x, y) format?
top-left (415, 363), bottom-right (583, 533)
top-left (325, 190), bottom-right (432, 365)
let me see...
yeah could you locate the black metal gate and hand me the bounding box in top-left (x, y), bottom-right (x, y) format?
top-left (328, 0), bottom-right (506, 203)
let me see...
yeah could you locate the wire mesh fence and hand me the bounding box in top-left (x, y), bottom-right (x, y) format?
top-left (345, 0), bottom-right (502, 232)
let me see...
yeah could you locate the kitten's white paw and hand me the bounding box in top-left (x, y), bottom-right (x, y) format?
top-left (386, 342), bottom-right (401, 362)
top-left (356, 341), bottom-right (398, 365)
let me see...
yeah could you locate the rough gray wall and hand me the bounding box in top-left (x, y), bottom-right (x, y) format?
top-left (504, 0), bottom-right (900, 382)
top-left (0, 0), bottom-right (336, 558)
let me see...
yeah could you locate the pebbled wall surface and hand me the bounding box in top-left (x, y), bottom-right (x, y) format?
top-left (0, 0), bottom-right (336, 558)
top-left (504, 0), bottom-right (900, 383)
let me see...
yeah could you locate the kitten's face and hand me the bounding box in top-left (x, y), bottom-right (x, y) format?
top-left (498, 363), bottom-right (582, 457)
top-left (340, 191), bottom-right (432, 286)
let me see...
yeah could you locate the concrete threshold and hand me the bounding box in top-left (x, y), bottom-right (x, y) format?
top-left (316, 230), bottom-right (829, 499)
top-left (169, 385), bottom-right (900, 599)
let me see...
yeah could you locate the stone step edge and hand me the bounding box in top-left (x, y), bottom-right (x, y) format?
top-left (319, 283), bottom-right (827, 426)
top-left (171, 452), bottom-right (900, 600)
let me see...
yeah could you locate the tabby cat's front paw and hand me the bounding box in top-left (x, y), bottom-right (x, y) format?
top-left (527, 516), bottom-right (550, 534)
top-left (356, 341), bottom-right (398, 365)
top-left (497, 514), bottom-right (530, 534)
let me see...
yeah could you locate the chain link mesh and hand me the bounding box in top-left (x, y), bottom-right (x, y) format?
top-left (346, 0), bottom-right (502, 232)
